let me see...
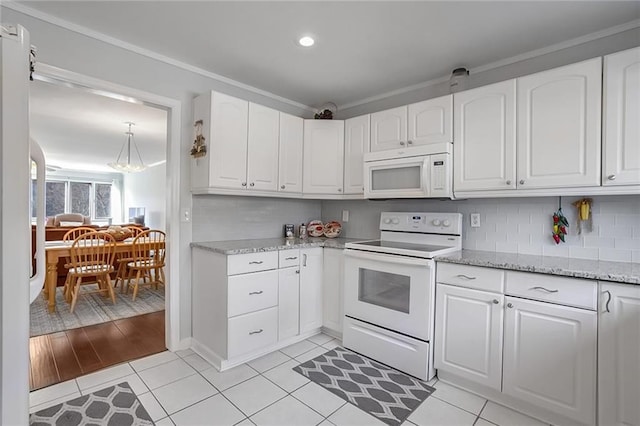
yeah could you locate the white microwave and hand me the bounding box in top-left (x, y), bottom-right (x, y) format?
top-left (363, 144), bottom-right (452, 199)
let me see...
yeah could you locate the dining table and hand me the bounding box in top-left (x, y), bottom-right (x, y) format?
top-left (43, 238), bottom-right (164, 312)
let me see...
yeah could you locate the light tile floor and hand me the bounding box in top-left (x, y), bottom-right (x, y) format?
top-left (29, 333), bottom-right (552, 426)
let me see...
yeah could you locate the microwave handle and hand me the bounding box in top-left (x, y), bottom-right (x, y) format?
top-left (422, 156), bottom-right (431, 197)
top-left (344, 249), bottom-right (432, 267)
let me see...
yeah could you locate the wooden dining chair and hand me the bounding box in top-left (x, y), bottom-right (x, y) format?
top-left (113, 225), bottom-right (145, 291)
top-left (62, 226), bottom-right (98, 300)
top-left (67, 231), bottom-right (116, 313)
top-left (124, 230), bottom-right (166, 301)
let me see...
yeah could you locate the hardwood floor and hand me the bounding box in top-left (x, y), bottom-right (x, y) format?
top-left (29, 311), bottom-right (166, 391)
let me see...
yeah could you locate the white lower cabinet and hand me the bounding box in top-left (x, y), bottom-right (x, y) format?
top-left (228, 307), bottom-right (278, 358)
top-left (434, 284), bottom-right (503, 391)
top-left (299, 248), bottom-right (323, 333)
top-left (503, 296), bottom-right (597, 425)
top-left (322, 248), bottom-right (344, 336)
top-left (598, 283), bottom-right (640, 426)
top-left (278, 266), bottom-right (300, 341)
top-left (435, 263), bottom-right (597, 426)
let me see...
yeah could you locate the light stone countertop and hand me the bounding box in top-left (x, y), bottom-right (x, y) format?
top-left (190, 237), bottom-right (363, 255)
top-left (435, 249), bottom-right (640, 285)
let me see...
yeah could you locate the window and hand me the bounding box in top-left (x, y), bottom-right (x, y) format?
top-left (34, 179), bottom-right (114, 221)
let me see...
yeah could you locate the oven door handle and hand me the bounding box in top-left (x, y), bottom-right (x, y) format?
top-left (344, 249), bottom-right (432, 267)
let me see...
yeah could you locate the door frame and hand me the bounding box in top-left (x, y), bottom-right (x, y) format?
top-left (33, 63), bottom-right (183, 351)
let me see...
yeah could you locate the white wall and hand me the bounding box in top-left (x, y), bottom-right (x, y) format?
top-left (321, 195), bottom-right (640, 262)
top-left (123, 163), bottom-right (166, 231)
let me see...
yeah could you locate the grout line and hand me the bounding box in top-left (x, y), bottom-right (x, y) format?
top-left (288, 382), bottom-right (347, 420)
top-left (429, 394), bottom-right (487, 417)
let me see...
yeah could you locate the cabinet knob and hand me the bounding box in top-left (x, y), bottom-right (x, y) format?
top-left (492, 299), bottom-right (499, 304)
top-left (295, 270), bottom-right (300, 274)
top-left (338, 188), bottom-right (342, 192)
top-left (399, 141), bottom-right (406, 146)
top-left (519, 179), bottom-right (525, 185)
top-left (250, 182), bottom-right (255, 187)
top-left (281, 185), bottom-right (286, 189)
top-left (608, 174), bottom-right (616, 181)
top-left (407, 140), bottom-right (413, 145)
top-left (506, 180), bottom-right (511, 185)
top-left (241, 182), bottom-right (247, 187)
top-left (507, 303), bottom-right (513, 308)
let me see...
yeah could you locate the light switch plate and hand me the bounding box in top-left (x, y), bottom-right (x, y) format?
top-left (470, 213), bottom-right (480, 228)
top-left (342, 210), bottom-right (349, 222)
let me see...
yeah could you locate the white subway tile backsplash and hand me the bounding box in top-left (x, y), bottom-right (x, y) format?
top-left (614, 214), bottom-right (640, 227)
top-left (518, 244), bottom-right (543, 256)
top-left (568, 247), bottom-right (599, 260)
top-left (615, 238), bottom-right (640, 250)
top-left (476, 240), bottom-right (497, 252)
top-left (633, 250), bottom-right (640, 263)
top-left (542, 245), bottom-right (570, 257)
top-left (584, 236), bottom-right (616, 249)
top-left (495, 241), bottom-right (518, 254)
top-left (599, 248), bottom-right (633, 262)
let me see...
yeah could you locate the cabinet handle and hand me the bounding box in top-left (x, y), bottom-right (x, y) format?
top-left (249, 291), bottom-right (263, 295)
top-left (407, 140), bottom-right (413, 145)
top-left (492, 299), bottom-right (499, 304)
top-left (303, 254), bottom-right (307, 267)
top-left (507, 303), bottom-right (513, 308)
top-left (604, 290), bottom-right (612, 313)
top-left (529, 286), bottom-right (558, 293)
top-left (296, 270), bottom-right (300, 274)
top-left (249, 261), bottom-right (263, 265)
top-left (519, 179), bottom-right (525, 185)
top-left (399, 141), bottom-right (406, 146)
top-left (607, 174), bottom-right (616, 181)
top-left (506, 180), bottom-right (511, 185)
top-left (241, 182), bottom-right (247, 187)
top-left (250, 182), bottom-right (255, 187)
top-left (337, 188), bottom-right (342, 192)
top-left (285, 256), bottom-right (298, 260)
top-left (281, 185), bottom-right (286, 189)
top-left (249, 329), bottom-right (263, 335)
top-left (455, 274), bottom-right (476, 280)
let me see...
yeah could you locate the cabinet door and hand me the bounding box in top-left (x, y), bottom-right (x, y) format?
top-left (454, 80), bottom-right (516, 191)
top-left (434, 284), bottom-right (504, 391)
top-left (322, 248), bottom-right (344, 335)
top-left (408, 95), bottom-right (453, 146)
top-left (599, 283), bottom-right (640, 426)
top-left (343, 115), bottom-right (370, 194)
top-left (210, 92), bottom-right (249, 189)
top-left (603, 47), bottom-right (640, 186)
top-left (299, 248), bottom-right (323, 333)
top-left (303, 120), bottom-right (345, 194)
top-left (278, 113), bottom-right (303, 193)
top-left (517, 58), bottom-right (602, 189)
top-left (370, 106), bottom-right (407, 152)
top-left (278, 267), bottom-right (300, 341)
top-left (247, 103), bottom-right (279, 191)
top-left (503, 296), bottom-right (596, 425)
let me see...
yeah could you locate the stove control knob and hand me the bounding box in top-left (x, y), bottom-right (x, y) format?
top-left (383, 218), bottom-right (391, 224)
top-left (391, 218), bottom-right (400, 224)
top-left (432, 219), bottom-right (441, 226)
top-left (443, 220), bottom-right (451, 227)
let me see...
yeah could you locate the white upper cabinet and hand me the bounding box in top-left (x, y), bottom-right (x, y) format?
top-left (247, 103), bottom-right (279, 191)
top-left (599, 283), bottom-right (640, 426)
top-left (343, 115), bottom-right (370, 194)
top-left (370, 106), bottom-right (407, 152)
top-left (517, 58), bottom-right (602, 189)
top-left (408, 95), bottom-right (453, 146)
top-left (603, 47), bottom-right (640, 186)
top-left (303, 120), bottom-right (345, 194)
top-left (209, 92), bottom-right (249, 189)
top-left (278, 112), bottom-right (304, 193)
top-left (454, 80), bottom-right (516, 192)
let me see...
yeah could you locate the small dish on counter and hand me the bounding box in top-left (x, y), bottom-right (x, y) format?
top-left (307, 220), bottom-right (324, 237)
top-left (323, 221), bottom-right (342, 238)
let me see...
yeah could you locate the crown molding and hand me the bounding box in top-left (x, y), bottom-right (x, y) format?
top-left (339, 18), bottom-right (640, 111)
top-left (3, 1), bottom-right (316, 113)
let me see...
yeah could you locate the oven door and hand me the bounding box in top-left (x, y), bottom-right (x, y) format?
top-left (364, 156), bottom-right (430, 199)
top-left (344, 249), bottom-right (434, 340)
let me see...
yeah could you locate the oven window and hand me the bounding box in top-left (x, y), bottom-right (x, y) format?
top-left (358, 268), bottom-right (410, 313)
top-left (371, 166), bottom-right (421, 191)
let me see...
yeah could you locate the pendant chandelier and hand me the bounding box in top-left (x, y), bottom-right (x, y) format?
top-left (108, 122), bottom-right (146, 172)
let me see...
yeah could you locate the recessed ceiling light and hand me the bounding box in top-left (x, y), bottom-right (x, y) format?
top-left (298, 36), bottom-right (315, 47)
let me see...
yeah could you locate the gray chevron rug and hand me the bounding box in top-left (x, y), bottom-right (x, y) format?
top-left (30, 382), bottom-right (153, 426)
top-left (293, 347), bottom-right (435, 426)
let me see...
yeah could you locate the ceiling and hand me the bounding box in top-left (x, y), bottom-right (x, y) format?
top-left (16, 1), bottom-right (640, 109)
top-left (30, 79), bottom-right (167, 173)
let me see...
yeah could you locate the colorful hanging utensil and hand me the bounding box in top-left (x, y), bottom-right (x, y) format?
top-left (552, 205), bottom-right (569, 244)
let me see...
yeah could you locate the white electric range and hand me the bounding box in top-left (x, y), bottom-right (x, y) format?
top-left (343, 212), bottom-right (462, 381)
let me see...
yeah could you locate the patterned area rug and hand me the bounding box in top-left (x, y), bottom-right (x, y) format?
top-left (30, 285), bottom-right (165, 337)
top-left (30, 382), bottom-right (153, 426)
top-left (293, 347), bottom-right (435, 426)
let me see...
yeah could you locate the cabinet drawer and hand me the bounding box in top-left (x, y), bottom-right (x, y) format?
top-left (228, 307), bottom-right (278, 358)
top-left (505, 271), bottom-right (597, 310)
top-left (279, 249), bottom-right (300, 268)
top-left (437, 263), bottom-right (505, 293)
top-left (228, 270), bottom-right (278, 317)
top-left (227, 251), bottom-right (278, 275)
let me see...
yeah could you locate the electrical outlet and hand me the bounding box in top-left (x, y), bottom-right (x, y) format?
top-left (342, 210), bottom-right (349, 222)
top-left (181, 208), bottom-right (191, 223)
top-left (470, 213), bottom-right (481, 228)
